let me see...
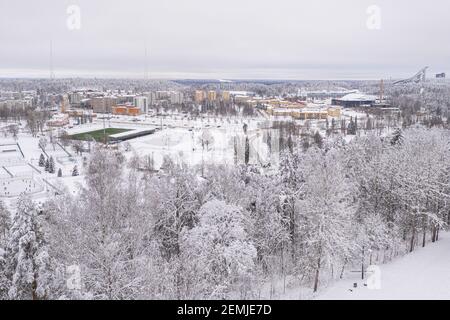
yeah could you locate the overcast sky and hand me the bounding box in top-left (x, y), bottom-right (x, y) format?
top-left (1, 0), bottom-right (449, 79)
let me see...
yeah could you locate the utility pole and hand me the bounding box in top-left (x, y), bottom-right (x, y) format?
top-left (144, 42), bottom-right (149, 80)
top-left (49, 40), bottom-right (55, 80)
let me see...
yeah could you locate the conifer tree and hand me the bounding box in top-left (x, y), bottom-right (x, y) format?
top-left (48, 157), bottom-right (55, 174)
top-left (390, 128), bottom-right (404, 146)
top-left (38, 154), bottom-right (45, 167)
top-left (44, 158), bottom-right (50, 172)
top-left (6, 195), bottom-right (52, 300)
top-left (244, 136), bottom-right (250, 165)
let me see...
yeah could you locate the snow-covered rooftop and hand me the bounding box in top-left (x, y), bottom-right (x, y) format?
top-left (339, 93), bottom-right (377, 102)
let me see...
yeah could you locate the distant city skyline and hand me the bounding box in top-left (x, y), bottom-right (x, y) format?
top-left (1, 0), bottom-right (450, 80)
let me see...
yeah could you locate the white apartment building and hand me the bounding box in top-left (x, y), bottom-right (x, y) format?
top-left (147, 92), bottom-right (157, 106)
top-left (134, 96), bottom-right (148, 113)
top-left (170, 91), bottom-right (184, 104)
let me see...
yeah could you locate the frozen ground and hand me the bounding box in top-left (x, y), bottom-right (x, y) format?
top-left (317, 232), bottom-right (450, 300)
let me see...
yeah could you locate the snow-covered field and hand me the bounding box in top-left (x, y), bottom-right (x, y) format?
top-left (0, 177), bottom-right (43, 197)
top-left (127, 127), bottom-right (237, 169)
top-left (5, 165), bottom-right (33, 177)
top-left (0, 132), bottom-right (85, 203)
top-left (317, 233), bottom-right (450, 300)
top-left (1, 114), bottom-right (271, 198)
top-left (1, 115), bottom-right (271, 201)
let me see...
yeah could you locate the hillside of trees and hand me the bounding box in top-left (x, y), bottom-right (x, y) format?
top-left (0, 127), bottom-right (449, 299)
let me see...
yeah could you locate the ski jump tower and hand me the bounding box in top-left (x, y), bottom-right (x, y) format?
top-left (393, 67), bottom-right (428, 85)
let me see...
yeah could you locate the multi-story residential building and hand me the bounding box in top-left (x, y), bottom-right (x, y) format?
top-left (170, 91), bottom-right (184, 104)
top-left (69, 92), bottom-right (82, 105)
top-left (222, 91), bottom-right (230, 101)
top-left (156, 91), bottom-right (170, 100)
top-left (91, 97), bottom-right (117, 113)
top-left (194, 90), bottom-right (205, 103)
top-left (134, 96), bottom-right (149, 113)
top-left (147, 92), bottom-right (157, 106)
top-left (0, 99), bottom-right (33, 111)
top-left (61, 95), bottom-right (70, 113)
top-left (116, 94), bottom-right (135, 105)
top-left (207, 90), bottom-right (217, 101)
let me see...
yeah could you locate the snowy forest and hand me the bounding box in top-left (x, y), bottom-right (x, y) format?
top-left (0, 126), bottom-right (449, 300)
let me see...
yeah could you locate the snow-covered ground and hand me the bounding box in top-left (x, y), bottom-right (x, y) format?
top-left (317, 232), bottom-right (450, 300)
top-left (0, 130), bottom-right (85, 206)
top-left (126, 127), bottom-right (237, 169)
top-left (1, 114), bottom-right (272, 204)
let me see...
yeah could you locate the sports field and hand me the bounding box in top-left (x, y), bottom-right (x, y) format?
top-left (69, 128), bottom-right (131, 142)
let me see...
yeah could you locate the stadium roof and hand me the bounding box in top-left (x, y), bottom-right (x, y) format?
top-left (339, 93), bottom-right (377, 102)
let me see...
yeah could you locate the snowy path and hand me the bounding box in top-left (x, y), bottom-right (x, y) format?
top-left (317, 232), bottom-right (450, 300)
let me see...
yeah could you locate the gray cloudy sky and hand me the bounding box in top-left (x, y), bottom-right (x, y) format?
top-left (1, 0), bottom-right (449, 79)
